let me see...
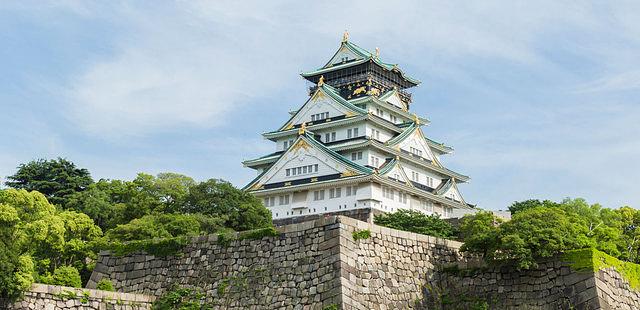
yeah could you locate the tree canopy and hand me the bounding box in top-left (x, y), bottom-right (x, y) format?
top-left (5, 158), bottom-right (93, 207)
top-left (1, 158), bottom-right (273, 299)
top-left (461, 198), bottom-right (640, 269)
top-left (374, 209), bottom-right (454, 238)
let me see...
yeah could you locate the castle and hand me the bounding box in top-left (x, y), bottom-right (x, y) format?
top-left (243, 32), bottom-right (474, 221)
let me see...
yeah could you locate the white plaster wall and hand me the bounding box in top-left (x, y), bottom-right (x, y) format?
top-left (401, 161), bottom-right (443, 189)
top-left (314, 123), bottom-right (365, 143)
top-left (367, 149), bottom-right (389, 168)
top-left (365, 123), bottom-right (395, 143)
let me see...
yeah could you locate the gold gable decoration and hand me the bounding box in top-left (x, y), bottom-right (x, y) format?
top-left (340, 170), bottom-right (359, 178)
top-left (298, 123), bottom-right (307, 135)
top-left (250, 183), bottom-right (264, 191)
top-left (291, 139), bottom-right (310, 152)
top-left (284, 122), bottom-right (294, 130)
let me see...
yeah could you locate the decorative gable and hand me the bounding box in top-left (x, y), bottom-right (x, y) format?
top-left (383, 91), bottom-right (407, 111)
top-left (326, 46), bottom-right (361, 67)
top-left (287, 91), bottom-right (351, 127)
top-left (436, 179), bottom-right (466, 204)
top-left (398, 129), bottom-right (436, 162)
top-left (378, 159), bottom-right (412, 187)
top-left (246, 134), bottom-right (371, 191)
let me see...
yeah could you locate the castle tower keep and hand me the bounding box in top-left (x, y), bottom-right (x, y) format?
top-left (243, 33), bottom-right (474, 222)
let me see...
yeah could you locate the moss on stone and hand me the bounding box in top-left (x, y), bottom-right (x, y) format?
top-left (563, 248), bottom-right (640, 290)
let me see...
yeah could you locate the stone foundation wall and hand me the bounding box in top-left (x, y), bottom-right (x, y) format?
top-left (89, 217), bottom-right (345, 309)
top-left (335, 216), bottom-right (479, 309)
top-left (2, 283), bottom-right (154, 310)
top-left (89, 215), bottom-right (640, 309)
top-left (424, 261), bottom-right (599, 309)
top-left (596, 267), bottom-right (640, 309)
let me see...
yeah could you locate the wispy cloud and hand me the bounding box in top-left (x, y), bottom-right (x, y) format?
top-left (2, 1), bottom-right (640, 210)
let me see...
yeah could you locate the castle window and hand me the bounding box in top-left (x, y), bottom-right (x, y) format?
top-left (383, 187), bottom-right (394, 199)
top-left (311, 112), bottom-right (329, 122)
top-left (264, 197), bottom-right (276, 207)
top-left (370, 156), bottom-right (380, 167)
top-left (329, 187), bottom-right (342, 199)
top-left (346, 186), bottom-right (357, 196)
top-left (278, 195), bottom-right (290, 205)
top-left (426, 176), bottom-right (434, 188)
top-left (371, 129), bottom-right (380, 140)
top-left (411, 171), bottom-right (420, 182)
top-left (410, 147), bottom-right (423, 157)
top-left (351, 152), bottom-right (362, 161)
top-left (398, 192), bottom-right (407, 204)
top-left (313, 190), bottom-right (325, 201)
top-left (390, 115), bottom-right (397, 123)
top-left (347, 127), bottom-right (359, 138)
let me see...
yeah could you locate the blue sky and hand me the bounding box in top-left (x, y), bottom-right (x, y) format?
top-left (1, 1), bottom-right (639, 211)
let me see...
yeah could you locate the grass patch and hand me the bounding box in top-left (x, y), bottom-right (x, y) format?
top-left (352, 229), bottom-right (371, 241)
top-left (563, 248), bottom-right (640, 290)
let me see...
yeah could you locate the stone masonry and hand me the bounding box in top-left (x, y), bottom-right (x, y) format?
top-left (2, 283), bottom-right (154, 310)
top-left (88, 215), bottom-right (640, 309)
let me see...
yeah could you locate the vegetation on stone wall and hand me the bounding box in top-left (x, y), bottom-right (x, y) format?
top-left (96, 279), bottom-right (115, 291)
top-left (563, 248), bottom-right (640, 290)
top-left (0, 158), bottom-right (273, 300)
top-left (374, 209), bottom-right (454, 238)
top-left (352, 229), bottom-right (371, 241)
top-left (460, 198), bottom-right (640, 269)
top-left (152, 286), bottom-right (211, 310)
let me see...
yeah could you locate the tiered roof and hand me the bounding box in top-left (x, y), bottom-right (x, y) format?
top-left (301, 40), bottom-right (421, 87)
top-left (244, 34), bottom-right (472, 209)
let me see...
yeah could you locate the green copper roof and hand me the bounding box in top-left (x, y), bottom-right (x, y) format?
top-left (377, 158), bottom-right (398, 175)
top-left (301, 41), bottom-right (421, 85)
top-left (386, 122), bottom-right (420, 146)
top-left (386, 122), bottom-right (453, 154)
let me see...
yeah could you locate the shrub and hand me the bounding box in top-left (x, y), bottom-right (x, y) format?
top-left (352, 229), bottom-right (371, 241)
top-left (152, 286), bottom-right (210, 310)
top-left (374, 209), bottom-right (454, 238)
top-left (46, 266), bottom-right (82, 288)
top-left (96, 279), bottom-right (115, 291)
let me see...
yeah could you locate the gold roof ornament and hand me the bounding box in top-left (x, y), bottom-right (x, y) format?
top-left (413, 114), bottom-right (421, 125)
top-left (318, 75), bottom-right (325, 86)
top-left (298, 122), bottom-right (307, 135)
top-left (342, 30), bottom-right (349, 42)
top-left (375, 47), bottom-right (380, 58)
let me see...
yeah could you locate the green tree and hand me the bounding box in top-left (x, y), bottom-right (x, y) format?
top-left (495, 206), bottom-right (591, 269)
top-left (508, 199), bottom-right (559, 215)
top-left (185, 179), bottom-right (271, 231)
top-left (459, 211), bottom-right (502, 257)
top-left (41, 265), bottom-right (82, 288)
top-left (0, 189), bottom-right (102, 289)
top-left (5, 158), bottom-right (93, 207)
top-left (374, 209), bottom-right (454, 238)
top-left (0, 202), bottom-right (35, 299)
